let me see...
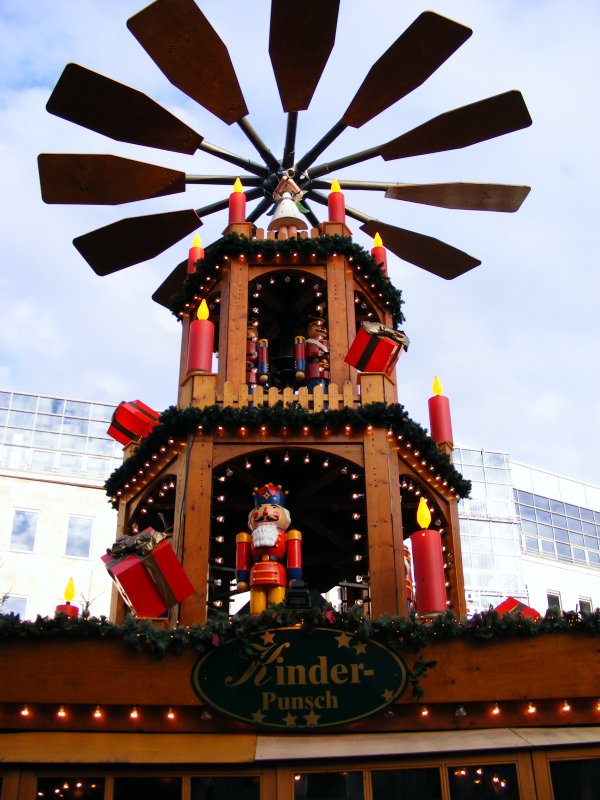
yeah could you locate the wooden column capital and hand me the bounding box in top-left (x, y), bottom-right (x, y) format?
top-left (179, 372), bottom-right (218, 409)
top-left (319, 221), bottom-right (353, 237)
top-left (358, 372), bottom-right (398, 404)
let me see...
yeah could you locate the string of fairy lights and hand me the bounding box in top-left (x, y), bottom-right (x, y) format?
top-left (169, 233), bottom-right (405, 329)
top-left (11, 698), bottom-right (600, 727)
top-left (107, 416), bottom-right (468, 506)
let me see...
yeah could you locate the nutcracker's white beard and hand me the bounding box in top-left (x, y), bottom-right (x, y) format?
top-left (252, 523), bottom-right (279, 549)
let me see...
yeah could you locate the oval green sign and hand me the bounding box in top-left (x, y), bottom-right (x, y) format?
top-left (191, 627), bottom-right (408, 730)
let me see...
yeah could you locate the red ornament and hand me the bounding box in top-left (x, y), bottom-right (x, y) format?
top-left (411, 498), bottom-right (447, 615)
top-left (187, 233), bottom-right (204, 274)
top-left (55, 578), bottom-right (79, 618)
top-left (107, 400), bottom-right (159, 446)
top-left (187, 300), bottom-right (214, 373)
top-left (344, 322), bottom-right (408, 375)
top-left (229, 178), bottom-right (246, 223)
top-left (371, 232), bottom-right (388, 275)
top-left (102, 531), bottom-right (195, 617)
top-left (328, 179), bottom-right (345, 223)
top-left (428, 376), bottom-right (454, 444)
top-left (55, 602), bottom-right (78, 619)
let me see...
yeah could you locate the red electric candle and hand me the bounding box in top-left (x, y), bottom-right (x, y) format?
top-left (411, 498), bottom-right (447, 615)
top-left (228, 177), bottom-right (246, 224)
top-left (55, 577), bottom-right (79, 618)
top-left (187, 299), bottom-right (214, 373)
top-left (371, 231), bottom-right (388, 275)
top-left (428, 375), bottom-right (454, 445)
top-left (328, 179), bottom-right (345, 223)
top-left (187, 233), bottom-right (204, 275)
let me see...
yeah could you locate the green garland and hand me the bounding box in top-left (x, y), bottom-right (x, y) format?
top-left (1, 607), bottom-right (598, 700)
top-left (169, 233), bottom-right (405, 329)
top-left (104, 402), bottom-right (471, 499)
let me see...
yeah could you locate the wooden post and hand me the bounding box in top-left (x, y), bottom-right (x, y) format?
top-left (109, 498), bottom-right (130, 624)
top-left (179, 372), bottom-right (218, 409)
top-left (358, 372), bottom-right (398, 405)
top-left (445, 498), bottom-right (468, 617)
top-left (319, 221), bottom-right (352, 237)
top-left (326, 253), bottom-right (354, 388)
top-left (222, 255), bottom-right (249, 388)
top-left (363, 427), bottom-right (406, 617)
top-left (178, 434), bottom-right (215, 625)
top-left (177, 313), bottom-right (191, 405)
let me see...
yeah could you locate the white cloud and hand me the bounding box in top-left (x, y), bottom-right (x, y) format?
top-left (1, 0), bottom-right (599, 485)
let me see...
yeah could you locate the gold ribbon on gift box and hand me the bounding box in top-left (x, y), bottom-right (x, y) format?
top-left (107, 529), bottom-right (178, 610)
top-left (361, 321), bottom-right (410, 350)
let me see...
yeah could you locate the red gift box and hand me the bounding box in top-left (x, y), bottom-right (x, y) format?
top-left (344, 322), bottom-right (409, 376)
top-left (107, 400), bottom-right (159, 446)
top-left (102, 530), bottom-right (195, 617)
top-left (495, 596), bottom-right (541, 621)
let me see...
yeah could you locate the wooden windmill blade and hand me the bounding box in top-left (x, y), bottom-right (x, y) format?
top-left (46, 63), bottom-right (204, 155)
top-left (127, 0), bottom-right (248, 125)
top-left (39, 0), bottom-right (531, 280)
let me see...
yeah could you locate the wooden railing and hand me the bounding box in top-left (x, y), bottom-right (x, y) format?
top-left (219, 380), bottom-right (358, 411)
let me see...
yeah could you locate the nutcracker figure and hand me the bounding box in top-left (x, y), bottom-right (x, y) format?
top-left (235, 483), bottom-right (302, 615)
top-left (295, 317), bottom-right (330, 391)
top-left (246, 325), bottom-right (269, 389)
top-left (246, 325), bottom-right (258, 389)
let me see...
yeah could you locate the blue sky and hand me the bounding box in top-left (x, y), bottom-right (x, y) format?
top-left (0, 0), bottom-right (599, 483)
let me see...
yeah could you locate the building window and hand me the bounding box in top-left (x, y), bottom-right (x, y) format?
top-left (372, 768), bottom-right (440, 799)
top-left (37, 777), bottom-right (104, 800)
top-left (1, 595), bottom-right (27, 616)
top-left (113, 777), bottom-right (181, 800)
top-left (293, 771), bottom-right (363, 800)
top-left (66, 516), bottom-right (93, 558)
top-left (10, 509), bottom-right (38, 551)
top-left (550, 758), bottom-right (600, 799)
top-left (191, 776), bottom-right (260, 800)
top-left (579, 597), bottom-right (593, 614)
top-left (547, 591), bottom-right (562, 611)
top-left (448, 763), bottom-right (519, 798)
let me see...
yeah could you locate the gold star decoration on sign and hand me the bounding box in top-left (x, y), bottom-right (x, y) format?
top-left (304, 709), bottom-right (321, 727)
top-left (353, 641), bottom-right (368, 654)
top-left (251, 709), bottom-right (266, 724)
top-left (335, 632), bottom-right (352, 648)
top-left (260, 631), bottom-right (276, 645)
top-left (282, 712), bottom-right (297, 727)
top-left (382, 689), bottom-right (395, 703)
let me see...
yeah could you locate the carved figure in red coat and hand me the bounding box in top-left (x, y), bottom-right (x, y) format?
top-left (235, 483), bottom-right (302, 615)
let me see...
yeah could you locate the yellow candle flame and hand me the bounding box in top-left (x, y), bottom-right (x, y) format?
top-left (373, 232), bottom-right (383, 247)
top-left (197, 299), bottom-right (209, 321)
top-left (233, 177), bottom-right (243, 193)
top-left (64, 577), bottom-right (75, 603)
top-left (192, 233), bottom-right (203, 248)
top-left (416, 497), bottom-right (432, 530)
top-left (330, 179), bottom-right (341, 193)
top-left (432, 375), bottom-right (443, 396)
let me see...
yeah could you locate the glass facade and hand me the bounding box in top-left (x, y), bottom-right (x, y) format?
top-left (453, 448), bottom-right (527, 614)
top-left (515, 488), bottom-right (600, 569)
top-left (455, 446), bottom-right (600, 614)
top-left (0, 390), bottom-right (122, 481)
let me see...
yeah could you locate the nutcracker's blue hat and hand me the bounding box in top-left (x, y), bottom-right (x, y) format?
top-left (254, 483), bottom-right (287, 507)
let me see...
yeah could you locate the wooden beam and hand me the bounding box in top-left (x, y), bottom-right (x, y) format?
top-left (178, 435), bottom-right (215, 625)
top-left (363, 429), bottom-right (405, 616)
top-left (326, 253), bottom-right (353, 388)
top-left (0, 732), bottom-right (257, 764)
top-left (223, 255), bottom-right (249, 388)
